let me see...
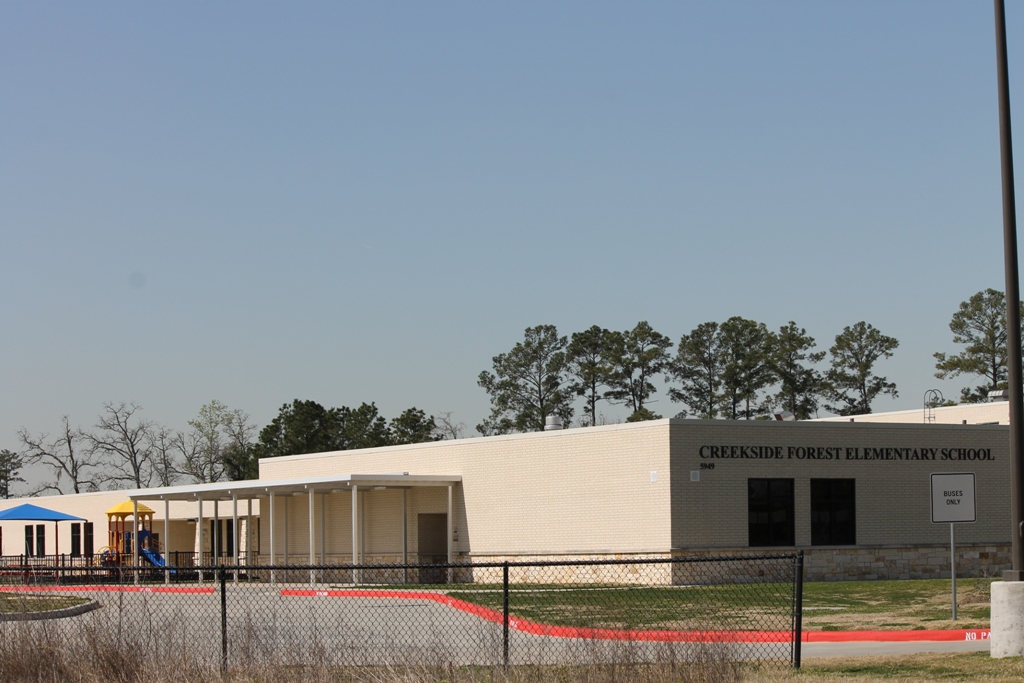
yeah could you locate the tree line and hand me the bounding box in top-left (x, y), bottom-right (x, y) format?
top-left (476, 289), bottom-right (1024, 435)
top-left (1, 289), bottom-right (1017, 497)
top-left (477, 320), bottom-right (898, 434)
top-left (1, 400), bottom-right (460, 498)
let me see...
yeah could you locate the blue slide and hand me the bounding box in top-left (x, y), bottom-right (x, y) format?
top-left (134, 530), bottom-right (176, 574)
top-left (140, 547), bottom-right (168, 568)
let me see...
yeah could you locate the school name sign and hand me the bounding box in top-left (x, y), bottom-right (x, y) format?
top-left (697, 445), bottom-right (995, 462)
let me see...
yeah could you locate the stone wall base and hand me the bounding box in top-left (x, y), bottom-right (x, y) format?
top-left (256, 545), bottom-right (1011, 584)
top-left (673, 544), bottom-right (1010, 582)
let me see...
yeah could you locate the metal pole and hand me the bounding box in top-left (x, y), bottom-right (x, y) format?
top-left (995, 0), bottom-right (1024, 582)
top-left (793, 551), bottom-right (804, 669)
top-left (213, 502), bottom-right (219, 566)
top-left (402, 488), bottom-right (408, 585)
top-left (447, 484), bottom-right (453, 585)
top-left (246, 498), bottom-right (252, 569)
top-left (268, 493), bottom-right (276, 586)
top-left (308, 488), bottom-right (315, 587)
top-left (164, 500), bottom-right (170, 586)
top-left (232, 494), bottom-right (239, 585)
top-left (132, 500), bottom-right (139, 586)
top-left (951, 523), bottom-right (958, 621)
top-left (220, 568), bottom-right (228, 674)
top-left (351, 485), bottom-right (359, 585)
top-left (197, 496), bottom-right (204, 586)
top-left (503, 562), bottom-right (510, 669)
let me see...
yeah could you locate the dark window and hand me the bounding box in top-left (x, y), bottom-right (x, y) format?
top-left (811, 479), bottom-right (856, 545)
top-left (210, 520), bottom-right (232, 558)
top-left (24, 525), bottom-right (33, 557)
top-left (71, 523), bottom-right (82, 557)
top-left (84, 523), bottom-right (94, 557)
top-left (748, 478), bottom-right (795, 546)
top-left (225, 520), bottom-right (234, 558)
top-left (35, 524), bottom-right (45, 557)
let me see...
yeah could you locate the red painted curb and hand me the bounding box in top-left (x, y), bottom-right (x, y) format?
top-left (0, 585), bottom-right (215, 594)
top-left (281, 589), bottom-right (990, 644)
top-left (803, 629), bottom-right (990, 643)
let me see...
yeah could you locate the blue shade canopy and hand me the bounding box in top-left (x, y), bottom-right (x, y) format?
top-left (0, 503), bottom-right (86, 522)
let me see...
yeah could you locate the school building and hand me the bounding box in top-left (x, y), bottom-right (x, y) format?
top-left (0, 408), bottom-right (1012, 582)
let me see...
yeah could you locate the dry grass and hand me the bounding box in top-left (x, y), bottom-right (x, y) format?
top-left (0, 615), bottom-right (747, 683)
top-left (799, 578), bottom-right (995, 632)
top-left (0, 617), bottom-right (1018, 683)
top-left (746, 652), bottom-right (1024, 683)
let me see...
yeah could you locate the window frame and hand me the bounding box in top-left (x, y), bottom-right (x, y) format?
top-left (810, 478), bottom-right (857, 546)
top-left (748, 478), bottom-right (795, 547)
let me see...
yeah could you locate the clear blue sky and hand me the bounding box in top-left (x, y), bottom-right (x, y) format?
top-left (1, 3), bottom-right (1021, 485)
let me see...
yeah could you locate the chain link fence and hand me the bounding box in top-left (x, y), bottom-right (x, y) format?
top-left (0, 552), bottom-right (804, 675)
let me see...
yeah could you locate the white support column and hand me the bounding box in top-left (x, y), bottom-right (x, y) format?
top-left (232, 494), bottom-right (239, 585)
top-left (308, 488), bottom-right (315, 587)
top-left (268, 493), bottom-right (276, 586)
top-left (319, 493), bottom-right (326, 565)
top-left (283, 498), bottom-right (289, 566)
top-left (351, 485), bottom-right (359, 584)
top-left (246, 498), bottom-right (253, 567)
top-left (447, 485), bottom-right (453, 564)
top-left (213, 502), bottom-right (219, 567)
top-left (402, 488), bottom-right (408, 585)
top-left (132, 500), bottom-right (140, 586)
top-left (163, 499), bottom-right (170, 586)
top-left (197, 496), bottom-right (204, 585)
top-left (444, 483), bottom-right (452, 585)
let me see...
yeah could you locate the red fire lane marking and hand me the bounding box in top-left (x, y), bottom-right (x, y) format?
top-left (283, 590), bottom-right (992, 643)
top-left (283, 590), bottom-right (895, 643)
top-left (803, 629), bottom-right (991, 642)
top-left (0, 585), bottom-right (215, 594)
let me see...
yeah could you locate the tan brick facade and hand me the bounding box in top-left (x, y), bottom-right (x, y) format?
top-left (0, 417), bottom-right (1011, 582)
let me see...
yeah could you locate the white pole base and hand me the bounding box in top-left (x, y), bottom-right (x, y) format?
top-left (991, 581), bottom-right (1024, 657)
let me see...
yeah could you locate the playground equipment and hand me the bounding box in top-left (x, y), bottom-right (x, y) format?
top-left (101, 501), bottom-right (172, 569)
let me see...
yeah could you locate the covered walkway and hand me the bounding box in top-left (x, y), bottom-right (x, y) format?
top-left (129, 473), bottom-right (462, 585)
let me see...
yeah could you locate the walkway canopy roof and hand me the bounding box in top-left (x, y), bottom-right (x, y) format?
top-left (128, 473), bottom-right (462, 503)
top-left (0, 503), bottom-right (86, 522)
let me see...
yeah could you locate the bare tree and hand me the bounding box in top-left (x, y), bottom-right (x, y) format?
top-left (434, 411), bottom-right (466, 440)
top-left (221, 408), bottom-right (258, 480)
top-left (18, 416), bottom-right (102, 494)
top-left (147, 425), bottom-right (181, 487)
top-left (177, 400), bottom-right (238, 483)
top-left (85, 401), bottom-right (154, 489)
top-left (177, 427), bottom-right (221, 484)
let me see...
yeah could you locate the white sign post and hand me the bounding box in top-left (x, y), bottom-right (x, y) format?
top-left (931, 473), bottom-right (977, 621)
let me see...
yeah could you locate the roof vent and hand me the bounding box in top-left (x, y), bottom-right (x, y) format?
top-left (544, 415), bottom-right (563, 431)
top-left (988, 390), bottom-right (1009, 402)
top-left (773, 410), bottom-right (796, 422)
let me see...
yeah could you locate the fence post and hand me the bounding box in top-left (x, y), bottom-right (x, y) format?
top-left (502, 562), bottom-right (509, 669)
top-left (220, 568), bottom-right (228, 674)
top-left (792, 551), bottom-right (804, 669)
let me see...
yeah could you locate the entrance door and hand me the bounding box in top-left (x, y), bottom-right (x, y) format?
top-left (417, 513), bottom-right (448, 584)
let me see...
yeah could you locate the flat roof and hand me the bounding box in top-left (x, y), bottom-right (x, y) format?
top-left (128, 473), bottom-right (462, 502)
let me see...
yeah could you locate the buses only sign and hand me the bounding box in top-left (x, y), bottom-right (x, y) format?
top-left (931, 473), bottom-right (977, 524)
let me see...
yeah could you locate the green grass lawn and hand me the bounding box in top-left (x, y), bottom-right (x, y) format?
top-left (447, 582), bottom-right (795, 631)
top-left (0, 593), bottom-right (89, 614)
top-left (439, 577), bottom-right (996, 632)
